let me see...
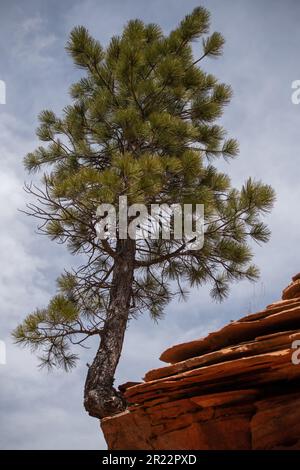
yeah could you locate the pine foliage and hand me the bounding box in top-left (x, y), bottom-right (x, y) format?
top-left (14, 7), bottom-right (275, 369)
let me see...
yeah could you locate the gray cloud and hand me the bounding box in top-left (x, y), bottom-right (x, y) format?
top-left (0, 0), bottom-right (299, 449)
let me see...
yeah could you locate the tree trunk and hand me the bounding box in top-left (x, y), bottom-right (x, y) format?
top-left (84, 238), bottom-right (136, 419)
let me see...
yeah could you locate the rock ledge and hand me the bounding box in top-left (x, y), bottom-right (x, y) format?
top-left (101, 274), bottom-right (300, 450)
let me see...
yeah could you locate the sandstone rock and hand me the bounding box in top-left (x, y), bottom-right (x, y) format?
top-left (101, 274), bottom-right (300, 450)
top-left (282, 279), bottom-right (300, 301)
top-left (160, 304), bottom-right (300, 364)
top-left (118, 381), bottom-right (141, 393)
top-left (251, 391), bottom-right (300, 449)
top-left (144, 331), bottom-right (300, 382)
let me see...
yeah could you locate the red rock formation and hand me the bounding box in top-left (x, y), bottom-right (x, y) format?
top-left (101, 274), bottom-right (300, 450)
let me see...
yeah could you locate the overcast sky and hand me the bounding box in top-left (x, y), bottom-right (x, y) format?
top-left (0, 0), bottom-right (300, 449)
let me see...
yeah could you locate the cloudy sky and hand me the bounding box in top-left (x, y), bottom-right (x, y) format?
top-left (0, 0), bottom-right (300, 449)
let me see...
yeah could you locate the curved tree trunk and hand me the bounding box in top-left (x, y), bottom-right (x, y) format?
top-left (84, 238), bottom-right (136, 419)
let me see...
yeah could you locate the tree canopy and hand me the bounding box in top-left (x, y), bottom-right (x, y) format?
top-left (13, 7), bottom-right (275, 417)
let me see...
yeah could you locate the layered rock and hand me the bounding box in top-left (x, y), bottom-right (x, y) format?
top-left (101, 274), bottom-right (300, 450)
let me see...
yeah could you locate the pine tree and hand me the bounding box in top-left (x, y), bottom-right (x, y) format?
top-left (13, 7), bottom-right (275, 419)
